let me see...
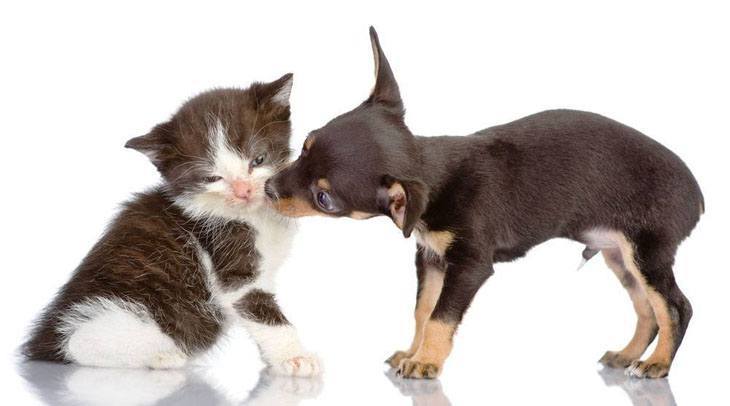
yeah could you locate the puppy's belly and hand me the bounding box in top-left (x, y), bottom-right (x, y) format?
top-left (581, 228), bottom-right (625, 250)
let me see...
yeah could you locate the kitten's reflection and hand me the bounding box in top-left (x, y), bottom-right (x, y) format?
top-left (19, 361), bottom-right (321, 406)
top-left (385, 369), bottom-right (452, 406)
top-left (598, 367), bottom-right (677, 406)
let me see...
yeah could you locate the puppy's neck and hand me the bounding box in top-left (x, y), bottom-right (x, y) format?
top-left (412, 136), bottom-right (463, 196)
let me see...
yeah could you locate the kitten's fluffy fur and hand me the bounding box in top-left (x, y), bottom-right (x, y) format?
top-left (23, 74), bottom-right (320, 376)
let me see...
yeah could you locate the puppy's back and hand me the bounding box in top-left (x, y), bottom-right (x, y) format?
top-left (465, 109), bottom-right (703, 239)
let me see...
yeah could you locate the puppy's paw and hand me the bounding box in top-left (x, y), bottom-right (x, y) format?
top-left (385, 350), bottom-right (412, 368)
top-left (396, 359), bottom-right (440, 379)
top-left (598, 350), bottom-right (636, 368)
top-left (271, 354), bottom-right (322, 378)
top-left (625, 360), bottom-right (670, 379)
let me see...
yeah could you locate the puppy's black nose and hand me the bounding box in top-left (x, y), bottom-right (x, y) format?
top-left (264, 179), bottom-right (277, 201)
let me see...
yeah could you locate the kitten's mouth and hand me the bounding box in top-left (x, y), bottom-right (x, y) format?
top-left (227, 191), bottom-right (265, 209)
top-left (229, 196), bottom-right (258, 206)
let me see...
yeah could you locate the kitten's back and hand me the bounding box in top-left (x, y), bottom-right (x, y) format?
top-left (22, 188), bottom-right (223, 364)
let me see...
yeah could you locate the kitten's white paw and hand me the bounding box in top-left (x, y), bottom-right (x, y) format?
top-left (147, 350), bottom-right (188, 369)
top-left (271, 354), bottom-right (322, 377)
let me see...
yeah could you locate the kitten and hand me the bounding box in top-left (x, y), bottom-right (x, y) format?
top-left (23, 74), bottom-right (320, 376)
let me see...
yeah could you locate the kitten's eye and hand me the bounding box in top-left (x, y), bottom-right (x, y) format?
top-left (251, 154), bottom-right (266, 167)
top-left (204, 176), bottom-right (222, 183)
top-left (316, 191), bottom-right (335, 212)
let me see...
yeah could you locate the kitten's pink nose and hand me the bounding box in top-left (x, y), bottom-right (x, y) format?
top-left (231, 180), bottom-right (253, 200)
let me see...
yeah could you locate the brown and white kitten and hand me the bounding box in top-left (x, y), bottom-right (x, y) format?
top-left (23, 74), bottom-right (319, 376)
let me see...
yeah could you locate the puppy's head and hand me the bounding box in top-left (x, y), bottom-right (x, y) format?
top-left (266, 27), bottom-right (427, 237)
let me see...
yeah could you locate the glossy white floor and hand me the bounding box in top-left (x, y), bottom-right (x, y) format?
top-left (7, 310), bottom-right (721, 406)
top-left (11, 359), bottom-right (680, 406)
top-left (2, 1), bottom-right (729, 405)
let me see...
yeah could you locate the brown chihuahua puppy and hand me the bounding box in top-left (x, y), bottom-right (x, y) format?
top-left (265, 28), bottom-right (703, 379)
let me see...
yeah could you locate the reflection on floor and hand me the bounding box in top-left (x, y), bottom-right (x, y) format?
top-left (17, 361), bottom-right (678, 405)
top-left (19, 361), bottom-right (322, 406)
top-left (598, 366), bottom-right (677, 406)
top-left (383, 365), bottom-right (677, 406)
top-left (384, 369), bottom-right (452, 406)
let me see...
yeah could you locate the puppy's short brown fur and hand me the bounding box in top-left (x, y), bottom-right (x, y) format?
top-left (266, 28), bottom-right (703, 379)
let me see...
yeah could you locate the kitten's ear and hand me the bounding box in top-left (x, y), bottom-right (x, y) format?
top-left (365, 27), bottom-right (403, 112)
top-left (377, 175), bottom-right (428, 238)
top-left (257, 73), bottom-right (294, 108)
top-left (125, 121), bottom-right (172, 167)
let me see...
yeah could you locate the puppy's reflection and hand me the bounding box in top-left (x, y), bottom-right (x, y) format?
top-left (598, 367), bottom-right (677, 406)
top-left (385, 369), bottom-right (452, 406)
top-left (19, 361), bottom-right (321, 406)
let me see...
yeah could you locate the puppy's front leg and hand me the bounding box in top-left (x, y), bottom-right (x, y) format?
top-left (398, 253), bottom-right (494, 379)
top-left (386, 247), bottom-right (445, 368)
top-left (236, 289), bottom-right (320, 377)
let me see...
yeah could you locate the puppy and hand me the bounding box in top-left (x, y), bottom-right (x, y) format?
top-left (265, 28), bottom-right (703, 379)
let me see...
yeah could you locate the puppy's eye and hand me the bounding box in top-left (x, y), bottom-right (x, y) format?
top-left (204, 176), bottom-right (222, 183)
top-left (251, 154), bottom-right (266, 167)
top-left (316, 191), bottom-right (335, 212)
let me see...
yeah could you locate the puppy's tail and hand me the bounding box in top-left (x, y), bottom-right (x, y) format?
top-left (577, 247), bottom-right (599, 270)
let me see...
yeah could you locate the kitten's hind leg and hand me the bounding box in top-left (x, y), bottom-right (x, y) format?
top-left (60, 297), bottom-right (188, 369)
top-left (235, 289), bottom-right (321, 377)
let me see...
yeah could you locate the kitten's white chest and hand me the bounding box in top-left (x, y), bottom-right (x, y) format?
top-left (196, 210), bottom-right (295, 321)
top-left (248, 213), bottom-right (296, 288)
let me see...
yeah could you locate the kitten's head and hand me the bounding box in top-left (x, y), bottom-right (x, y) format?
top-left (126, 74), bottom-right (293, 220)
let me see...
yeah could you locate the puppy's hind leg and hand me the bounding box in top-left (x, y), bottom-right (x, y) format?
top-left (386, 248), bottom-right (445, 368)
top-left (598, 248), bottom-right (658, 368)
top-left (624, 236), bottom-right (692, 379)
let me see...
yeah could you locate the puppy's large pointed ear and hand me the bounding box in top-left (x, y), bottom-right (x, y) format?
top-left (377, 175), bottom-right (428, 238)
top-left (125, 121), bottom-right (173, 168)
top-left (366, 27), bottom-right (403, 111)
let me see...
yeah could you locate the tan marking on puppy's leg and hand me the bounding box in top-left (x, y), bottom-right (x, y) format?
top-left (398, 320), bottom-right (454, 379)
top-left (387, 267), bottom-right (444, 368)
top-left (613, 234), bottom-right (674, 378)
top-left (411, 269), bottom-right (445, 353)
top-left (599, 249), bottom-right (658, 368)
top-left (415, 230), bottom-right (454, 257)
top-left (630, 291), bottom-right (674, 377)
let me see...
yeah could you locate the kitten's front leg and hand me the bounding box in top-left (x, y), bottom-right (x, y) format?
top-left (236, 289), bottom-right (321, 377)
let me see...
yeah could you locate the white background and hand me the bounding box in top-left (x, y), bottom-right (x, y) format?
top-left (1, 1), bottom-right (728, 405)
